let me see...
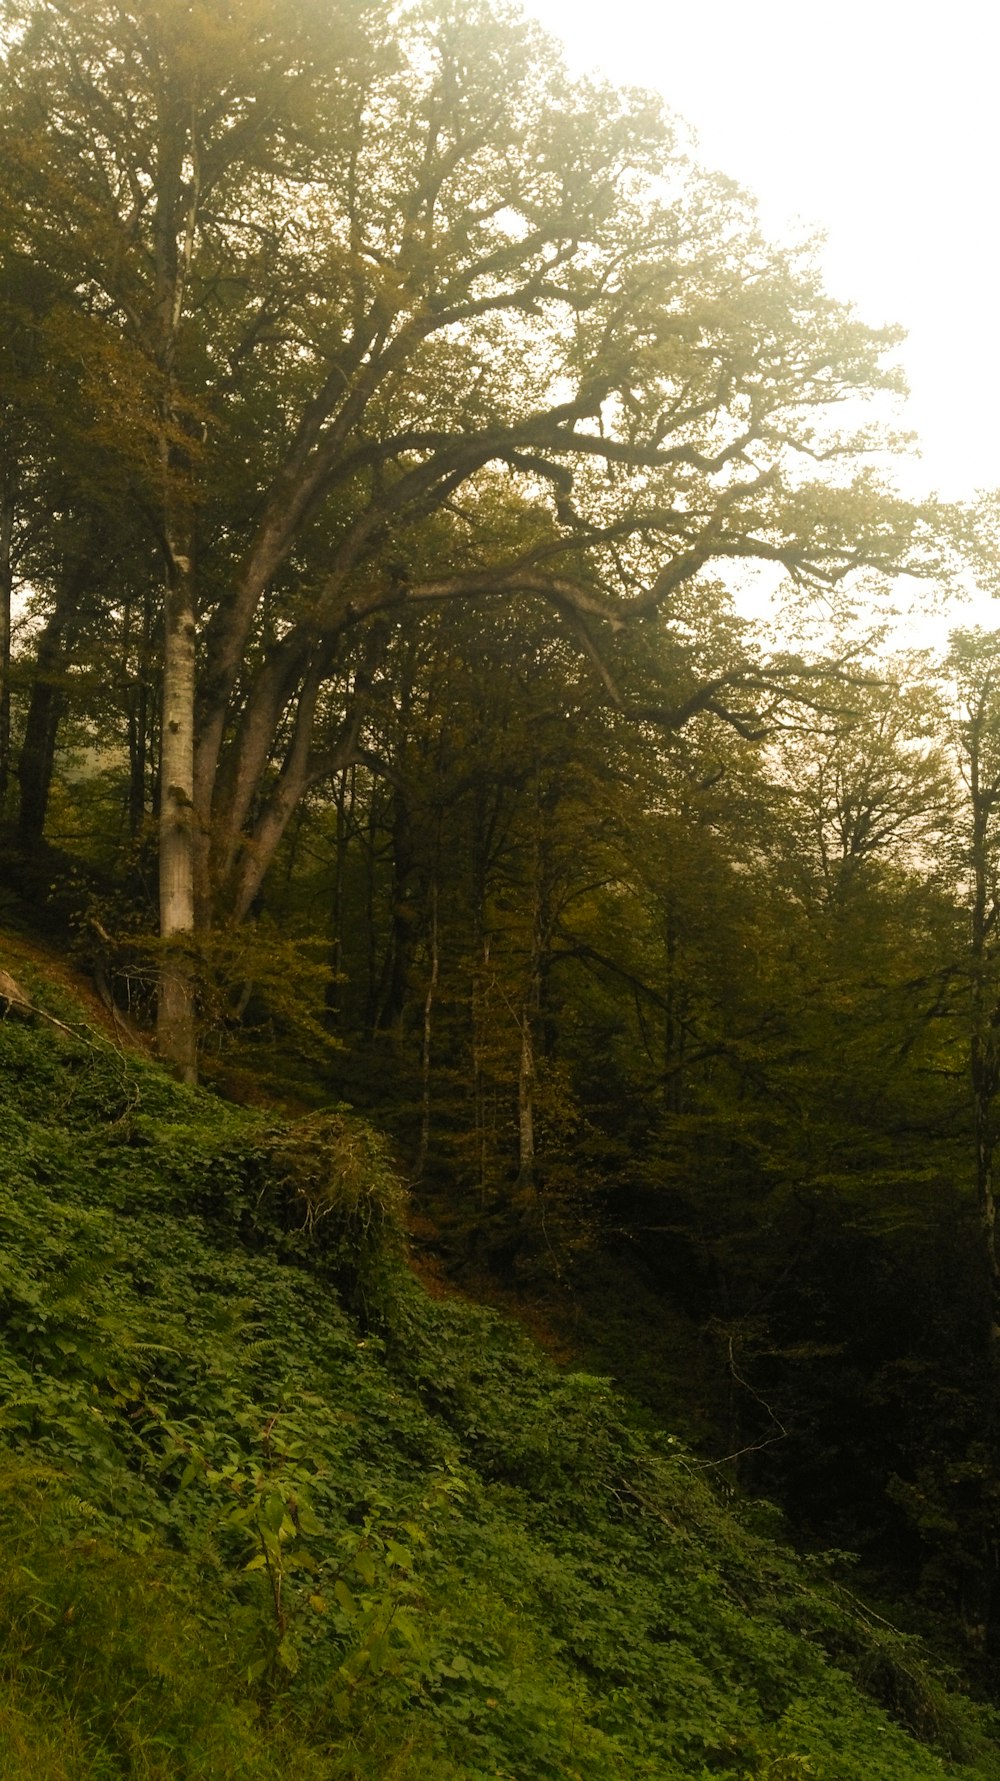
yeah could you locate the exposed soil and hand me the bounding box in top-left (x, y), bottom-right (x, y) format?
top-left (0, 927), bottom-right (152, 1054)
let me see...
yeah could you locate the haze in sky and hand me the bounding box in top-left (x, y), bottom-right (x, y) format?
top-left (525, 0), bottom-right (998, 509)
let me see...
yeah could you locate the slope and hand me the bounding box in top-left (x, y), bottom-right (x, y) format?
top-left (0, 942), bottom-right (998, 1780)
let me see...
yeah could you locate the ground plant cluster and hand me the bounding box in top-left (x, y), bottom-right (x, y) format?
top-left (1, 963), bottom-right (999, 1780)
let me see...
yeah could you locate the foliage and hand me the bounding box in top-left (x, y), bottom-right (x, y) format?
top-left (1, 0), bottom-right (944, 1067)
top-left (1, 0), bottom-right (998, 1750)
top-left (0, 963), bottom-right (999, 1777)
top-left (255, 1107), bottom-right (407, 1315)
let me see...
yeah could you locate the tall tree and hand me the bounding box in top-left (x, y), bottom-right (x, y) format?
top-left (0, 0), bottom-right (939, 1074)
top-left (949, 629), bottom-right (1000, 1359)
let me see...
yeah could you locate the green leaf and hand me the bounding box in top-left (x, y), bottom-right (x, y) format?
top-left (276, 1634), bottom-right (300, 1674)
top-left (334, 1578), bottom-right (357, 1617)
top-left (353, 1548), bottom-right (377, 1587)
top-left (261, 1491), bottom-right (286, 1534)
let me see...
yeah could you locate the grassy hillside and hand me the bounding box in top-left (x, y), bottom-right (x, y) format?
top-left (1, 944), bottom-right (999, 1780)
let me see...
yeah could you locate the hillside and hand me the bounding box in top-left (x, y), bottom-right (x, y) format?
top-left (2, 939), bottom-right (1000, 1781)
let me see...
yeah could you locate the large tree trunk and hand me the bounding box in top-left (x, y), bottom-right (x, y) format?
top-left (17, 655), bottom-right (65, 844)
top-left (150, 81), bottom-right (202, 1081)
top-left (202, 623), bottom-right (385, 926)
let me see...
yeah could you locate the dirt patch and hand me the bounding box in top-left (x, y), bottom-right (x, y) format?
top-left (0, 928), bottom-right (152, 1055)
top-left (405, 1205), bottom-right (579, 1364)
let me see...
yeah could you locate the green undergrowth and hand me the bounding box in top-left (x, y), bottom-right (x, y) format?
top-left (1, 959), bottom-right (1000, 1778)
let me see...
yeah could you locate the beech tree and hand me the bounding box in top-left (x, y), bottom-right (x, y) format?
top-left (0, 0), bottom-right (940, 1075)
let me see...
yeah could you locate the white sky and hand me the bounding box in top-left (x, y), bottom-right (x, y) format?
top-left (525, 0), bottom-right (1000, 509)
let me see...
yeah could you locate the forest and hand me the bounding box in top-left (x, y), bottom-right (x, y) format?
top-left (6, 0), bottom-right (1000, 1774)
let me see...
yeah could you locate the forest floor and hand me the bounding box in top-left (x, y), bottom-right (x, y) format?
top-left (0, 926), bottom-right (150, 1049)
top-left (0, 917), bottom-right (721, 1445)
top-left (0, 922), bottom-right (581, 1364)
top-left (6, 915), bottom-right (1000, 1777)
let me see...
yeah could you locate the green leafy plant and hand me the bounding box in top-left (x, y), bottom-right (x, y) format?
top-left (2, 966), bottom-right (1000, 1779)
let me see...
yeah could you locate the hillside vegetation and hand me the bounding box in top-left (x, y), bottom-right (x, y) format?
top-left (1, 943), bottom-right (999, 1781)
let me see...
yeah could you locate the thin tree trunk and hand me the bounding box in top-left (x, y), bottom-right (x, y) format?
top-left (16, 555), bottom-right (91, 844)
top-left (965, 704), bottom-right (1000, 1650)
top-left (516, 1006), bottom-right (536, 1188)
top-left (663, 911), bottom-right (686, 1115)
top-left (156, 550), bottom-right (198, 1082)
top-left (126, 589), bottom-right (153, 837)
top-left (326, 765), bottom-right (353, 1026)
top-left (0, 452), bottom-right (15, 811)
top-left (472, 928), bottom-right (492, 1208)
top-left (516, 771), bottom-right (548, 1192)
top-left (415, 876), bottom-right (439, 1182)
top-left (363, 779), bottom-right (382, 1032)
top-left (968, 707), bottom-right (1000, 1353)
top-left (151, 89), bottom-right (202, 1080)
top-left (373, 777), bottom-right (417, 1036)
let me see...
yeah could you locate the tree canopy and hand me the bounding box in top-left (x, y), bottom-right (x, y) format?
top-left (0, 0), bottom-right (945, 1069)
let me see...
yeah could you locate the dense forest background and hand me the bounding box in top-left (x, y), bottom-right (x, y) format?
top-left (8, 0), bottom-right (1000, 1706)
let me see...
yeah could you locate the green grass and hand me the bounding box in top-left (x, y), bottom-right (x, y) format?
top-left (0, 961), bottom-right (999, 1777)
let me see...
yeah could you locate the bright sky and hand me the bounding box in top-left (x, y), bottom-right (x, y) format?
top-left (525, 0), bottom-right (1000, 509)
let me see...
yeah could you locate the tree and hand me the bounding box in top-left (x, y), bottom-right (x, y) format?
top-left (760, 653), bottom-right (954, 910)
top-left (0, 245), bottom-right (73, 818)
top-left (0, 0), bottom-right (939, 1075)
top-left (949, 629), bottom-right (1000, 1359)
